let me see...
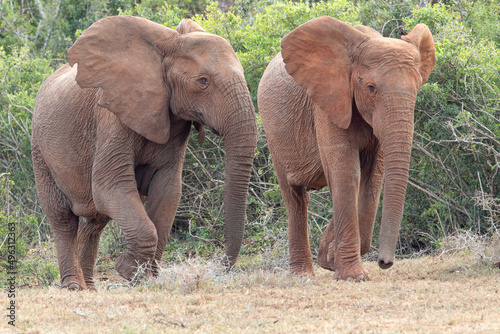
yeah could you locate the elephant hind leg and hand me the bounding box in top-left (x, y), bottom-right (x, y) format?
top-left (53, 212), bottom-right (85, 290)
top-left (317, 219), bottom-right (335, 271)
top-left (49, 209), bottom-right (85, 290)
top-left (32, 144), bottom-right (86, 290)
top-left (146, 166), bottom-right (185, 277)
top-left (77, 217), bottom-right (110, 291)
top-left (276, 166), bottom-right (315, 276)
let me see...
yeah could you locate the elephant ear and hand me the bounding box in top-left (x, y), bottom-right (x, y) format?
top-left (281, 16), bottom-right (367, 129)
top-left (175, 19), bottom-right (205, 34)
top-left (68, 16), bottom-right (179, 144)
top-left (401, 23), bottom-right (436, 85)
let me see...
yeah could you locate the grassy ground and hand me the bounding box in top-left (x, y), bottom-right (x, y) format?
top-left (2, 245), bottom-right (500, 334)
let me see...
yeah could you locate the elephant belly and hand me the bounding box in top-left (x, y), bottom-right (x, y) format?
top-left (306, 173), bottom-right (327, 191)
top-left (135, 164), bottom-right (157, 197)
top-left (285, 158), bottom-right (325, 190)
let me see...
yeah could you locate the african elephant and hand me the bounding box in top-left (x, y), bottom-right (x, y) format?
top-left (258, 17), bottom-right (435, 280)
top-left (31, 17), bottom-right (257, 290)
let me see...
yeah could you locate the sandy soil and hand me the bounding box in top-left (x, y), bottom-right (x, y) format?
top-left (2, 253), bottom-right (500, 334)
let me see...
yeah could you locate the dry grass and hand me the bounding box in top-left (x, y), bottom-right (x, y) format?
top-left (3, 235), bottom-right (500, 334)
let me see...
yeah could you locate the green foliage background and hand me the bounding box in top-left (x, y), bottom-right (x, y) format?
top-left (1, 0), bottom-right (499, 285)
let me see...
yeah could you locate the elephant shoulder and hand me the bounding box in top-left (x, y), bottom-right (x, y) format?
top-left (43, 63), bottom-right (77, 87)
top-left (259, 52), bottom-right (307, 106)
top-left (36, 64), bottom-right (80, 106)
top-left (263, 52), bottom-right (294, 84)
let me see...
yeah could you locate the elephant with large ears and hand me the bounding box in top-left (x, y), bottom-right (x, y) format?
top-left (31, 17), bottom-right (257, 290)
top-left (258, 17), bottom-right (436, 280)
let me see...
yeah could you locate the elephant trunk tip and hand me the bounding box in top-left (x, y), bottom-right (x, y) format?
top-left (377, 257), bottom-right (394, 270)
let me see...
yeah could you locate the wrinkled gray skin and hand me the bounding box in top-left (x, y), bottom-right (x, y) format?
top-left (32, 17), bottom-right (257, 290)
top-left (258, 17), bottom-right (436, 280)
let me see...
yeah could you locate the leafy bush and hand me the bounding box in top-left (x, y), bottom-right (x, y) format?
top-left (193, 0), bottom-right (360, 104)
top-left (400, 4), bottom-right (500, 250)
top-left (0, 173), bottom-right (46, 285)
top-left (0, 47), bottom-right (53, 249)
top-left (0, 47), bottom-right (53, 189)
top-left (0, 1), bottom-right (499, 286)
top-left (117, 0), bottom-right (185, 26)
top-left (357, 0), bottom-right (416, 37)
top-left (176, 1), bottom-right (360, 255)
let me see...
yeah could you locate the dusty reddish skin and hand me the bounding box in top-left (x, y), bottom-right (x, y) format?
top-left (258, 16), bottom-right (436, 280)
top-left (32, 17), bottom-right (257, 290)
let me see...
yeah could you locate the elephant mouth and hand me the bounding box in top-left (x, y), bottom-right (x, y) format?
top-left (209, 127), bottom-right (220, 136)
top-left (194, 110), bottom-right (219, 136)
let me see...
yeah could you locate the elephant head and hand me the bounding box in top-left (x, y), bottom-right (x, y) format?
top-left (281, 17), bottom-right (436, 269)
top-left (67, 16), bottom-right (257, 267)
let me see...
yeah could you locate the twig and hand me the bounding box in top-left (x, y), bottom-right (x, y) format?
top-left (41, 0), bottom-right (63, 58)
top-left (408, 177), bottom-right (471, 219)
top-left (188, 219), bottom-right (216, 242)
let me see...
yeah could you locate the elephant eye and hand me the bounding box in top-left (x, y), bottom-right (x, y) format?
top-left (368, 85), bottom-right (376, 93)
top-left (199, 77), bottom-right (209, 86)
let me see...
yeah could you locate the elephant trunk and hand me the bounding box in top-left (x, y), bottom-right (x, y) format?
top-left (219, 90), bottom-right (257, 268)
top-left (376, 98), bottom-right (415, 270)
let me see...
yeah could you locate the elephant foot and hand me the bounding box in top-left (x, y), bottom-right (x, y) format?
top-left (289, 261), bottom-right (315, 277)
top-left (115, 252), bottom-right (153, 281)
top-left (151, 259), bottom-right (161, 277)
top-left (318, 239), bottom-right (368, 280)
top-left (318, 255), bottom-right (368, 281)
top-left (86, 285), bottom-right (98, 292)
top-left (61, 276), bottom-right (86, 291)
top-left (333, 263), bottom-right (368, 282)
top-left (84, 279), bottom-right (98, 292)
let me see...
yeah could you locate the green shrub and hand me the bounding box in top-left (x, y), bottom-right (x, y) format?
top-left (0, 47), bottom-right (53, 219)
top-left (193, 0), bottom-right (360, 104)
top-left (400, 4), bottom-right (500, 249)
top-left (0, 1), bottom-right (499, 275)
top-left (357, 0), bottom-right (416, 37)
top-left (0, 173), bottom-right (44, 285)
top-left (117, 0), bottom-right (185, 26)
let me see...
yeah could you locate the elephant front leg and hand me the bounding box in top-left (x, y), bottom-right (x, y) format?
top-left (358, 150), bottom-right (384, 256)
top-left (92, 137), bottom-right (160, 281)
top-left (93, 183), bottom-right (158, 281)
top-left (317, 147), bottom-right (367, 281)
top-left (113, 203), bottom-right (158, 281)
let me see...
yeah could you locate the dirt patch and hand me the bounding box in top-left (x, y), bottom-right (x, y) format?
top-left (3, 254), bottom-right (500, 333)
